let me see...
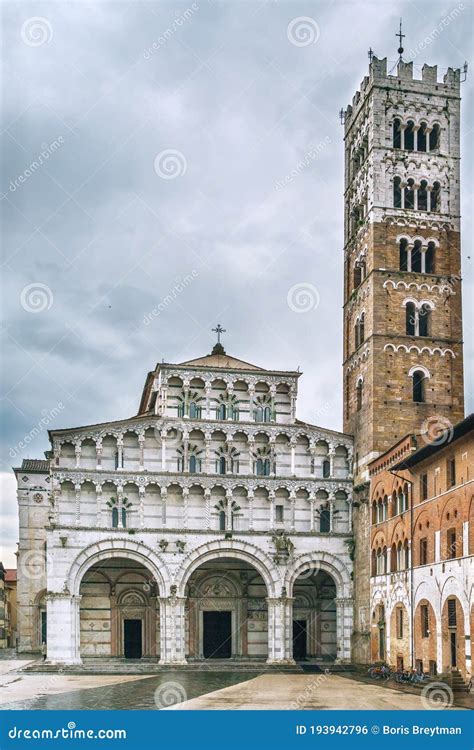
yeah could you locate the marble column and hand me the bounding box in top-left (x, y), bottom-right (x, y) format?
top-left (46, 594), bottom-right (82, 665)
top-left (159, 595), bottom-right (187, 664)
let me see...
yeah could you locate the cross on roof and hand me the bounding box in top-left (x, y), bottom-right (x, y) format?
top-left (396, 18), bottom-right (405, 58)
top-left (212, 324), bottom-right (226, 344)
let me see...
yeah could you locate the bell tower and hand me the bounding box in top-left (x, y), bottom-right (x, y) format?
top-left (342, 44), bottom-right (465, 661)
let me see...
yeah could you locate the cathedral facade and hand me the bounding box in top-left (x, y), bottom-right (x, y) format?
top-left (15, 348), bottom-right (354, 664)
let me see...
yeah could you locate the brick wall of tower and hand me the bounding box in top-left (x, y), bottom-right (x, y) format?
top-left (342, 56), bottom-right (465, 665)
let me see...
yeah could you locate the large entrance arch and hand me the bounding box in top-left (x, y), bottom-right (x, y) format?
top-left (185, 557), bottom-right (269, 660)
top-left (79, 557), bottom-right (159, 659)
top-left (292, 569), bottom-right (337, 661)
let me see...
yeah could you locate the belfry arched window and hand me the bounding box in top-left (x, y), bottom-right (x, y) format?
top-left (418, 304), bottom-right (431, 337)
top-left (393, 118), bottom-right (402, 149)
top-left (411, 240), bottom-right (422, 272)
top-left (393, 177), bottom-right (402, 208)
top-left (404, 121), bottom-right (415, 151)
top-left (431, 181), bottom-right (441, 211)
top-left (405, 179), bottom-right (415, 209)
top-left (405, 302), bottom-right (416, 336)
top-left (399, 238), bottom-right (408, 271)
top-left (418, 180), bottom-right (428, 211)
top-left (411, 369), bottom-right (427, 403)
top-left (418, 122), bottom-right (427, 152)
top-left (356, 378), bottom-right (363, 411)
top-left (429, 124), bottom-right (440, 152)
top-left (425, 242), bottom-right (435, 273)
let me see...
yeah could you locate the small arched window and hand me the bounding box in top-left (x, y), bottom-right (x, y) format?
top-left (393, 176), bottom-right (402, 208)
top-left (216, 404), bottom-right (227, 420)
top-left (354, 265), bottom-right (362, 289)
top-left (411, 240), bottom-right (422, 272)
top-left (219, 510), bottom-right (226, 531)
top-left (189, 401), bottom-right (201, 419)
top-left (418, 122), bottom-right (427, 152)
top-left (263, 406), bottom-right (272, 422)
top-left (405, 302), bottom-right (416, 336)
top-left (425, 242), bottom-right (435, 273)
top-left (429, 124), bottom-right (440, 152)
top-left (121, 507), bottom-right (127, 528)
top-left (412, 370), bottom-right (426, 403)
top-left (359, 312), bottom-right (365, 343)
top-left (418, 180), bottom-right (428, 211)
top-left (419, 304), bottom-right (431, 337)
top-left (322, 459), bottom-right (330, 478)
top-left (189, 455), bottom-right (197, 473)
top-left (254, 406), bottom-right (264, 423)
top-left (320, 506), bottom-right (330, 533)
top-left (405, 121), bottom-right (415, 151)
top-left (356, 379), bottom-right (363, 411)
top-left (405, 179), bottom-right (415, 209)
top-left (372, 501), bottom-right (377, 524)
top-left (399, 239), bottom-right (408, 271)
top-left (431, 182), bottom-right (440, 211)
top-left (218, 456), bottom-right (226, 475)
top-left (393, 118), bottom-right (401, 149)
top-left (112, 507), bottom-right (119, 528)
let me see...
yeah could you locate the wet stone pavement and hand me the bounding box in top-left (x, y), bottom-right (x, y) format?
top-left (2, 671), bottom-right (262, 711)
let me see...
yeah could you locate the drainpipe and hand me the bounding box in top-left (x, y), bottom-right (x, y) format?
top-left (389, 469), bottom-right (414, 670)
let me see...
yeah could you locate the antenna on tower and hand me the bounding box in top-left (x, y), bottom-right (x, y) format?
top-left (368, 47), bottom-right (374, 62)
top-left (460, 61), bottom-right (468, 82)
top-left (396, 18), bottom-right (405, 61)
top-left (339, 108), bottom-right (345, 125)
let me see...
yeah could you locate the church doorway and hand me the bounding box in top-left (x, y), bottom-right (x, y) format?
top-left (203, 611), bottom-right (232, 658)
top-left (124, 619), bottom-right (142, 659)
top-left (293, 619), bottom-right (308, 659)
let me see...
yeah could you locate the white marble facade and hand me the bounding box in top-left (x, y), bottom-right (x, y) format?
top-left (16, 350), bottom-right (354, 664)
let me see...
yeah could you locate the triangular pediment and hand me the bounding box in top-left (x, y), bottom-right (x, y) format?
top-left (178, 353), bottom-right (264, 371)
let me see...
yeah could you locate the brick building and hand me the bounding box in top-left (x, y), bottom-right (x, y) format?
top-left (369, 414), bottom-right (473, 684)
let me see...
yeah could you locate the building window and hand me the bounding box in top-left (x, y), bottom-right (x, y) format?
top-left (447, 528), bottom-right (457, 559)
top-left (396, 607), bottom-right (403, 639)
top-left (447, 599), bottom-right (457, 627)
top-left (177, 402), bottom-right (185, 417)
top-left (216, 404), bottom-right (227, 420)
top-left (322, 459), bottom-right (330, 478)
top-left (275, 504), bottom-right (284, 523)
top-left (405, 302), bottom-right (416, 336)
top-left (256, 458), bottom-right (271, 477)
top-left (121, 507), bottom-right (127, 528)
top-left (431, 181), bottom-right (441, 211)
top-left (420, 473), bottom-right (428, 501)
top-left (421, 604), bottom-right (429, 637)
top-left (447, 458), bottom-right (456, 488)
top-left (189, 455), bottom-right (201, 473)
top-left (418, 180), bottom-right (428, 211)
top-left (418, 122), bottom-right (427, 152)
top-left (399, 238), bottom-right (408, 270)
top-left (217, 456), bottom-right (226, 475)
top-left (429, 124), bottom-right (440, 151)
top-left (404, 121), bottom-right (415, 151)
top-left (219, 510), bottom-right (226, 531)
top-left (405, 178), bottom-right (415, 209)
top-left (320, 506), bottom-right (330, 533)
top-left (189, 401), bottom-right (201, 419)
top-left (418, 304), bottom-right (430, 337)
top-left (393, 118), bottom-right (402, 148)
top-left (393, 176), bottom-right (402, 208)
top-left (420, 537), bottom-right (428, 565)
top-left (356, 379), bottom-right (363, 411)
top-left (412, 370), bottom-right (426, 403)
top-left (411, 240), bottom-right (422, 271)
top-left (425, 242), bottom-right (435, 273)
top-left (112, 507), bottom-right (119, 528)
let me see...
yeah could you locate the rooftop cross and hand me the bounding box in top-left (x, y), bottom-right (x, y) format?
top-left (396, 18), bottom-right (405, 60)
top-left (212, 323), bottom-right (226, 344)
top-left (368, 47), bottom-right (374, 62)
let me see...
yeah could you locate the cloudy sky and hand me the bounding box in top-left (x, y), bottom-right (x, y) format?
top-left (1, 0), bottom-right (472, 566)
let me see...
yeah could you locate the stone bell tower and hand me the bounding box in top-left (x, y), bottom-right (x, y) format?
top-left (341, 46), bottom-right (465, 662)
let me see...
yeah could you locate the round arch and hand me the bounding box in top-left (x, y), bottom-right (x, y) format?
top-left (68, 538), bottom-right (170, 596)
top-left (174, 539), bottom-right (281, 597)
top-left (285, 552), bottom-right (352, 598)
